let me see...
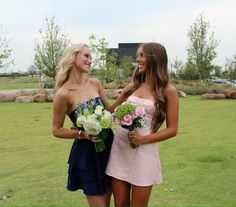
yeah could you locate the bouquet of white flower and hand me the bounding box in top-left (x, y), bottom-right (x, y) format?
top-left (75, 99), bottom-right (112, 152)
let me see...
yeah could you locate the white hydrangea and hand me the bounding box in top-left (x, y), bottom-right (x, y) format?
top-left (76, 115), bottom-right (86, 127)
top-left (87, 114), bottom-right (97, 120)
top-left (103, 110), bottom-right (112, 119)
top-left (83, 117), bottom-right (102, 135)
top-left (94, 107), bottom-right (103, 117)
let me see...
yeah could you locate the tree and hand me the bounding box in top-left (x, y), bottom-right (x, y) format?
top-left (187, 14), bottom-right (219, 80)
top-left (211, 65), bottom-right (222, 77)
top-left (0, 24), bottom-right (13, 70)
top-left (106, 50), bottom-right (118, 82)
top-left (89, 34), bottom-right (118, 84)
top-left (225, 54), bottom-right (236, 80)
top-left (177, 60), bottom-right (199, 80)
top-left (118, 55), bottom-right (132, 78)
top-left (27, 65), bottom-right (37, 78)
top-left (34, 16), bottom-right (70, 80)
top-left (170, 56), bottom-right (183, 79)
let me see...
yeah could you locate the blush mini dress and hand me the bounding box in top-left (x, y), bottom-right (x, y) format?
top-left (106, 95), bottom-right (162, 186)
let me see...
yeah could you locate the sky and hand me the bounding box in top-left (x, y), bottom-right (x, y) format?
top-left (0, 0), bottom-right (236, 72)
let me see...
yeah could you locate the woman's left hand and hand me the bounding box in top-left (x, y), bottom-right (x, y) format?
top-left (128, 131), bottom-right (144, 145)
top-left (89, 135), bottom-right (102, 143)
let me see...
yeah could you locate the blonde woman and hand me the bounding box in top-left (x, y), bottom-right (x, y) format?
top-left (52, 43), bottom-right (114, 207)
top-left (106, 42), bottom-right (179, 207)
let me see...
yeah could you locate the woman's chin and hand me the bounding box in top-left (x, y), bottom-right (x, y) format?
top-left (138, 68), bottom-right (145, 73)
top-left (81, 68), bottom-right (90, 73)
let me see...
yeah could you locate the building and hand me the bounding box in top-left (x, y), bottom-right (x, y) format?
top-left (109, 43), bottom-right (141, 64)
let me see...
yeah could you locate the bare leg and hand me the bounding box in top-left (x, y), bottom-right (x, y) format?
top-left (105, 187), bottom-right (112, 207)
top-left (131, 185), bottom-right (152, 207)
top-left (86, 195), bottom-right (106, 207)
top-left (86, 187), bottom-right (112, 207)
top-left (112, 177), bottom-right (131, 207)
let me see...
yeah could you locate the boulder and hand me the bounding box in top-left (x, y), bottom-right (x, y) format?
top-left (230, 91), bottom-right (236, 99)
top-left (105, 89), bottom-right (122, 99)
top-left (178, 90), bottom-right (187, 98)
top-left (15, 96), bottom-right (34, 103)
top-left (0, 91), bottom-right (17, 102)
top-left (33, 94), bottom-right (47, 102)
top-left (46, 92), bottom-right (55, 102)
top-left (0, 89), bottom-right (27, 102)
top-left (223, 89), bottom-right (232, 98)
top-left (202, 93), bottom-right (225, 99)
top-left (0, 89), bottom-right (56, 102)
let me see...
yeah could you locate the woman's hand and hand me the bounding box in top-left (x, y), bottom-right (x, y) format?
top-left (80, 130), bottom-right (90, 139)
top-left (89, 135), bottom-right (102, 143)
top-left (70, 125), bottom-right (90, 140)
top-left (128, 131), bottom-right (145, 145)
top-left (70, 125), bottom-right (101, 141)
top-left (70, 125), bottom-right (77, 131)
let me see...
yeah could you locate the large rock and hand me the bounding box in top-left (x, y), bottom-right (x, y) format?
top-left (202, 93), bottom-right (225, 99)
top-left (15, 96), bottom-right (34, 103)
top-left (224, 90), bottom-right (231, 98)
top-left (0, 90), bottom-right (17, 102)
top-left (0, 89), bottom-right (29, 102)
top-left (230, 91), bottom-right (236, 99)
top-left (46, 92), bottom-right (55, 102)
top-left (105, 89), bottom-right (122, 99)
top-left (33, 94), bottom-right (47, 102)
top-left (0, 89), bottom-right (56, 102)
top-left (178, 90), bottom-right (187, 98)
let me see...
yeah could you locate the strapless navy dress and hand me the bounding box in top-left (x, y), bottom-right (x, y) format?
top-left (67, 97), bottom-right (114, 195)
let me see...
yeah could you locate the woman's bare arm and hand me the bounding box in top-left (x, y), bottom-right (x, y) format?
top-left (52, 90), bottom-right (80, 139)
top-left (129, 85), bottom-right (179, 144)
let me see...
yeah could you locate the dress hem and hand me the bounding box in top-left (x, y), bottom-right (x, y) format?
top-left (106, 173), bottom-right (163, 186)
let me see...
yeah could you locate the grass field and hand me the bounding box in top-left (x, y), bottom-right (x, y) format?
top-left (0, 76), bottom-right (40, 90)
top-left (0, 96), bottom-right (236, 207)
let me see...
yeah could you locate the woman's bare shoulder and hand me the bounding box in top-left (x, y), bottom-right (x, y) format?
top-left (55, 86), bottom-right (70, 100)
top-left (88, 77), bottom-right (101, 85)
top-left (165, 84), bottom-right (178, 96)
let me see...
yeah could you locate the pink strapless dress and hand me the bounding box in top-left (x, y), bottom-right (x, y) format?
top-left (106, 96), bottom-right (162, 186)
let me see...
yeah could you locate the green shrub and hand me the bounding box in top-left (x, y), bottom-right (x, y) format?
top-left (45, 80), bottom-right (55, 89)
top-left (103, 81), bottom-right (117, 89)
top-left (175, 80), bottom-right (236, 95)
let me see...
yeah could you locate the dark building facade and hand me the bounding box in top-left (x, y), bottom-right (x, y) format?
top-left (109, 43), bottom-right (141, 63)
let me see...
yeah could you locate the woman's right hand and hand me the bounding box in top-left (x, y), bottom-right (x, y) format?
top-left (70, 125), bottom-right (90, 140)
top-left (70, 125), bottom-right (100, 141)
top-left (80, 130), bottom-right (90, 140)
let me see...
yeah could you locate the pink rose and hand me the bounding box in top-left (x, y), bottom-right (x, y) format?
top-left (121, 120), bottom-right (132, 126)
top-left (131, 111), bottom-right (138, 120)
top-left (122, 114), bottom-right (132, 126)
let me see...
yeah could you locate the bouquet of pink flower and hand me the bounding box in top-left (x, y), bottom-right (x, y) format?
top-left (114, 102), bottom-right (146, 148)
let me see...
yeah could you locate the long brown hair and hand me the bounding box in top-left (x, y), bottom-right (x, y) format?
top-left (125, 42), bottom-right (169, 132)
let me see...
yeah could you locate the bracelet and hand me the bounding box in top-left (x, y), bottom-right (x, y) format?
top-left (78, 130), bottom-right (82, 139)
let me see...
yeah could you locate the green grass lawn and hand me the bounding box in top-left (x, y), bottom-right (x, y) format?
top-left (0, 75), bottom-right (53, 90)
top-left (0, 82), bottom-right (39, 90)
top-left (0, 96), bottom-right (235, 207)
top-left (0, 76), bottom-right (40, 90)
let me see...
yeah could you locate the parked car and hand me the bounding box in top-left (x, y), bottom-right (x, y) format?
top-left (211, 78), bottom-right (227, 84)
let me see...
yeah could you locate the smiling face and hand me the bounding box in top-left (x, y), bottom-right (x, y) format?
top-left (136, 46), bottom-right (147, 72)
top-left (74, 47), bottom-right (92, 73)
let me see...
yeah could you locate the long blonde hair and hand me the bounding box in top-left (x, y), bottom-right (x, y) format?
top-left (55, 43), bottom-right (89, 88)
top-left (125, 42), bottom-right (169, 132)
